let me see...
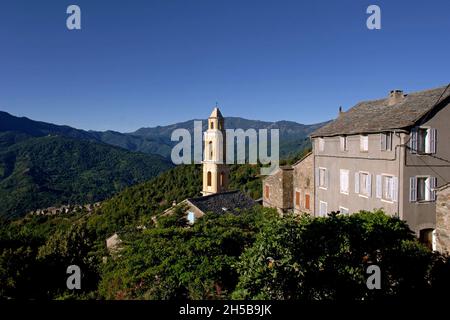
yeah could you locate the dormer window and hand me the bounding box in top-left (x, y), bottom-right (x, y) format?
top-left (340, 136), bottom-right (348, 151)
top-left (360, 135), bottom-right (369, 152)
top-left (318, 138), bottom-right (325, 152)
top-left (380, 132), bottom-right (393, 151)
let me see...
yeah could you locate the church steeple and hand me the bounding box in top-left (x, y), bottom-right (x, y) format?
top-left (202, 106), bottom-right (229, 195)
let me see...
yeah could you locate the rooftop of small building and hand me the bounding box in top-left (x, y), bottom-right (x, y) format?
top-left (187, 190), bottom-right (257, 215)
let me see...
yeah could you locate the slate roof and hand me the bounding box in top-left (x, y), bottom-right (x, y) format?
top-left (311, 85), bottom-right (450, 137)
top-left (187, 190), bottom-right (257, 215)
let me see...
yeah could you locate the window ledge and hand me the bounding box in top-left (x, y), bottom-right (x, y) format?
top-left (416, 200), bottom-right (435, 204)
top-left (416, 152), bottom-right (433, 156)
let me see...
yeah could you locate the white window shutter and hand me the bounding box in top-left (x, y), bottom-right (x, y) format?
top-left (409, 177), bottom-right (417, 202)
top-left (345, 172), bottom-right (348, 192)
top-left (380, 134), bottom-right (386, 151)
top-left (355, 172), bottom-right (360, 194)
top-left (388, 133), bottom-right (393, 150)
top-left (376, 175), bottom-right (382, 198)
top-left (410, 129), bottom-right (417, 154)
top-left (393, 177), bottom-right (398, 202)
top-left (430, 128), bottom-right (437, 154)
top-left (430, 176), bottom-right (437, 201)
top-left (367, 174), bottom-right (372, 197)
top-left (315, 168), bottom-right (319, 187)
top-left (326, 169), bottom-right (329, 188)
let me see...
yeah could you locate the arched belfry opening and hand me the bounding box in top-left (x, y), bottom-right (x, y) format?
top-left (207, 171), bottom-right (212, 187)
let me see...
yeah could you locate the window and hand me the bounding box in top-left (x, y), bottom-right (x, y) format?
top-left (409, 176), bottom-right (437, 202)
top-left (383, 176), bottom-right (393, 201)
top-left (380, 132), bottom-right (393, 151)
top-left (319, 201), bottom-right (328, 217)
top-left (187, 211), bottom-right (196, 224)
top-left (417, 177), bottom-right (428, 201)
top-left (340, 136), bottom-right (348, 151)
top-left (318, 168), bottom-right (328, 189)
top-left (418, 128), bottom-right (429, 153)
top-left (376, 175), bottom-right (397, 202)
top-left (419, 229), bottom-right (435, 250)
top-left (339, 207), bottom-right (349, 215)
top-left (318, 138), bottom-right (325, 152)
top-left (410, 127), bottom-right (436, 154)
top-left (207, 171), bottom-right (212, 187)
top-left (220, 172), bottom-right (224, 187)
top-left (305, 194), bottom-right (310, 210)
top-left (208, 141), bottom-right (213, 160)
top-left (265, 185), bottom-right (270, 199)
top-left (360, 135), bottom-right (369, 152)
top-left (355, 172), bottom-right (371, 197)
top-left (295, 191), bottom-right (300, 207)
top-left (210, 121), bottom-right (214, 129)
top-left (340, 169), bottom-right (349, 194)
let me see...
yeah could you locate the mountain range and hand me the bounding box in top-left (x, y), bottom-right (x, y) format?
top-left (0, 111), bottom-right (329, 218)
top-left (0, 111), bottom-right (329, 158)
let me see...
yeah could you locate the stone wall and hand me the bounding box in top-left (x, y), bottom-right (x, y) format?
top-left (262, 166), bottom-right (293, 214)
top-left (293, 153), bottom-right (314, 215)
top-left (435, 184), bottom-right (450, 255)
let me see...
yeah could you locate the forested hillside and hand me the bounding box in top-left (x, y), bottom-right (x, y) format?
top-left (0, 133), bottom-right (172, 219)
top-left (88, 164), bottom-right (262, 237)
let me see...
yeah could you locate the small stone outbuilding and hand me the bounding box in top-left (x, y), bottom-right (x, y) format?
top-left (435, 184), bottom-right (450, 255)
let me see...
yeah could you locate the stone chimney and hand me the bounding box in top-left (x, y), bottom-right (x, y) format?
top-left (388, 89), bottom-right (405, 106)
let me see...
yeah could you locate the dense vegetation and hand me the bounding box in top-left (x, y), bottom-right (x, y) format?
top-left (88, 164), bottom-right (261, 237)
top-left (0, 133), bottom-right (172, 219)
top-left (2, 207), bottom-right (448, 300)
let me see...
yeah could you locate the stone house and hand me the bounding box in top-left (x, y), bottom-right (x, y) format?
top-left (292, 153), bottom-right (314, 215)
top-left (435, 184), bottom-right (450, 254)
top-left (262, 165), bottom-right (293, 214)
top-left (310, 85), bottom-right (450, 248)
top-left (263, 152), bottom-right (314, 215)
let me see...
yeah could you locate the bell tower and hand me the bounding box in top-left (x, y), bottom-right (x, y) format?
top-left (202, 107), bottom-right (229, 195)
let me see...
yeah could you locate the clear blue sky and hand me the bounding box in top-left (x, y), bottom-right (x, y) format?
top-left (0, 0), bottom-right (449, 132)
